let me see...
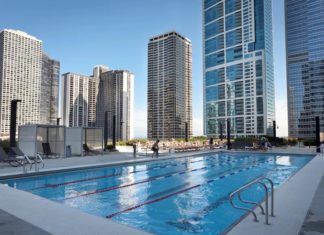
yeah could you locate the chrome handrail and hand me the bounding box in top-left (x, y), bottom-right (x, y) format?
top-left (229, 176), bottom-right (275, 225)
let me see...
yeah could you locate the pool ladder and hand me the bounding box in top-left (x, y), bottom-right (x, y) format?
top-left (229, 177), bottom-right (274, 225)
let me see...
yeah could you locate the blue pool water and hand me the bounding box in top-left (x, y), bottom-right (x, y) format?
top-left (1, 152), bottom-right (313, 234)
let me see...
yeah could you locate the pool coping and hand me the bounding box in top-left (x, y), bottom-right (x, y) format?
top-left (227, 154), bottom-right (324, 235)
top-left (0, 150), bottom-right (318, 235)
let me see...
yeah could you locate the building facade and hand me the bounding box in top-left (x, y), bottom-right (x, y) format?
top-left (96, 70), bottom-right (134, 141)
top-left (61, 66), bottom-right (134, 141)
top-left (61, 73), bottom-right (99, 127)
top-left (285, 0), bottom-right (324, 139)
top-left (147, 31), bottom-right (192, 140)
top-left (203, 0), bottom-right (275, 138)
top-left (41, 54), bottom-right (60, 125)
top-left (0, 29), bottom-right (42, 138)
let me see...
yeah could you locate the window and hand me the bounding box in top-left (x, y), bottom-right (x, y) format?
top-left (206, 68), bottom-right (225, 86)
top-left (205, 34), bottom-right (224, 54)
top-left (206, 51), bottom-right (225, 68)
top-left (205, 19), bottom-right (224, 39)
top-left (226, 46), bottom-right (242, 62)
top-left (205, 2), bottom-right (223, 24)
top-left (226, 28), bottom-right (242, 48)
top-left (226, 63), bottom-right (243, 81)
top-left (225, 0), bottom-right (241, 14)
top-left (226, 11), bottom-right (242, 31)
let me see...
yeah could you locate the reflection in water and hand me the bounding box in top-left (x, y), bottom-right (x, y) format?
top-left (276, 156), bottom-right (292, 166)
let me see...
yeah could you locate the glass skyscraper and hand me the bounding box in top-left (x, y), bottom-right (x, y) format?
top-left (285, 0), bottom-right (324, 139)
top-left (203, 0), bottom-right (275, 137)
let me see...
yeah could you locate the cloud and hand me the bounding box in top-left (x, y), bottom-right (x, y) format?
top-left (275, 98), bottom-right (288, 137)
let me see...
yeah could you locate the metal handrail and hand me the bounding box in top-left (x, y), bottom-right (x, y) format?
top-left (229, 176), bottom-right (274, 225)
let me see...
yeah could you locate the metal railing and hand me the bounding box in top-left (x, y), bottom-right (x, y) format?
top-left (31, 153), bottom-right (45, 172)
top-left (229, 176), bottom-right (274, 225)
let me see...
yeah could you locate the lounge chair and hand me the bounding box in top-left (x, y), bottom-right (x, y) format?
top-left (83, 144), bottom-right (101, 155)
top-left (10, 147), bottom-right (44, 169)
top-left (0, 146), bottom-right (30, 167)
top-left (42, 142), bottom-right (59, 158)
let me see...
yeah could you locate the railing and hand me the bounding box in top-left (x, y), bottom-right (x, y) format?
top-left (31, 153), bottom-right (45, 172)
top-left (229, 177), bottom-right (274, 225)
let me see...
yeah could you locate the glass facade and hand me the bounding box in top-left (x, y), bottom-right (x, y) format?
top-left (286, 0), bottom-right (324, 139)
top-left (203, 0), bottom-right (275, 137)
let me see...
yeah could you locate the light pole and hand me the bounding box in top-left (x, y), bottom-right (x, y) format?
top-left (10, 99), bottom-right (21, 148)
top-left (120, 121), bottom-right (124, 141)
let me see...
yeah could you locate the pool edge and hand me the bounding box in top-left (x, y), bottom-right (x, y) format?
top-left (226, 154), bottom-right (324, 235)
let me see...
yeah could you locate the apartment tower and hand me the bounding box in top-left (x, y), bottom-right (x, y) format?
top-left (147, 31), bottom-right (193, 140)
top-left (285, 0), bottom-right (324, 139)
top-left (61, 73), bottom-right (99, 127)
top-left (203, 0), bottom-right (275, 138)
top-left (96, 69), bottom-right (134, 141)
top-left (0, 29), bottom-right (42, 138)
top-left (41, 53), bottom-right (60, 125)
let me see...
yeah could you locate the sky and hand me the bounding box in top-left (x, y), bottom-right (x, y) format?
top-left (0, 0), bottom-right (288, 137)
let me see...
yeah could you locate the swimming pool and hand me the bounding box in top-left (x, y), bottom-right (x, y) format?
top-left (1, 152), bottom-right (313, 235)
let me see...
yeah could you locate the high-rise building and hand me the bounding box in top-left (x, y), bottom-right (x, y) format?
top-left (0, 29), bottom-right (42, 138)
top-left (203, 0), bottom-right (275, 137)
top-left (41, 53), bottom-right (60, 125)
top-left (147, 31), bottom-right (192, 140)
top-left (61, 66), bottom-right (134, 141)
top-left (96, 70), bottom-right (134, 141)
top-left (61, 72), bottom-right (99, 127)
top-left (285, 0), bottom-right (324, 139)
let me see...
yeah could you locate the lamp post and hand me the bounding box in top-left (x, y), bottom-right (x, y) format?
top-left (227, 119), bottom-right (231, 150)
top-left (219, 122), bottom-right (223, 141)
top-left (316, 116), bottom-right (320, 153)
top-left (185, 122), bottom-right (189, 142)
top-left (273, 120), bottom-right (276, 146)
top-left (105, 111), bottom-right (116, 151)
top-left (10, 99), bottom-right (21, 148)
top-left (120, 121), bottom-right (124, 141)
top-left (56, 117), bottom-right (61, 126)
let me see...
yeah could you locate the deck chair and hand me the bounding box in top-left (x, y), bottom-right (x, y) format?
top-left (42, 142), bottom-right (59, 158)
top-left (83, 144), bottom-right (101, 155)
top-left (0, 146), bottom-right (30, 167)
top-left (10, 147), bottom-right (44, 169)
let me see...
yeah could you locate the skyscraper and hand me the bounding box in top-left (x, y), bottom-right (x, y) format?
top-left (96, 70), bottom-right (134, 141)
top-left (0, 29), bottom-right (42, 138)
top-left (61, 72), bottom-right (99, 127)
top-left (41, 53), bottom-right (60, 125)
top-left (147, 31), bottom-right (192, 140)
top-left (61, 66), bottom-right (134, 141)
top-left (203, 0), bottom-right (275, 137)
top-left (285, 0), bottom-right (324, 139)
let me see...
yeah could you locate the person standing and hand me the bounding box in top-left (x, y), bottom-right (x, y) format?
top-left (151, 140), bottom-right (160, 158)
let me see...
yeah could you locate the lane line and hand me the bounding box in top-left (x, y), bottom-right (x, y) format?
top-left (63, 157), bottom-right (257, 200)
top-left (27, 154), bottom-right (233, 191)
top-left (106, 159), bottom-right (273, 219)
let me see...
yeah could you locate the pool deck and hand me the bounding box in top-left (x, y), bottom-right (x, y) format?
top-left (0, 147), bottom-right (321, 235)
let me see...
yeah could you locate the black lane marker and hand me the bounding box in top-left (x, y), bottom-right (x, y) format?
top-left (62, 157), bottom-right (255, 200)
top-left (105, 159), bottom-right (273, 219)
top-left (27, 154), bottom-right (230, 191)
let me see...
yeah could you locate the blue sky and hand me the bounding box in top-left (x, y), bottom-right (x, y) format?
top-left (0, 0), bottom-right (288, 137)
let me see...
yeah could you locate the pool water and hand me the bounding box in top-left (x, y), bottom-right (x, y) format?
top-left (1, 152), bottom-right (313, 235)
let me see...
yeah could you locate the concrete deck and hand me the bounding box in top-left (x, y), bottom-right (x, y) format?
top-left (299, 167), bottom-right (324, 235)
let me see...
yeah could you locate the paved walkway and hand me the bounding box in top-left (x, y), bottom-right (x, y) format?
top-left (0, 209), bottom-right (50, 235)
top-left (299, 169), bottom-right (324, 235)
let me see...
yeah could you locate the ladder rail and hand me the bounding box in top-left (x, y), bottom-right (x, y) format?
top-left (229, 176), bottom-right (274, 225)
